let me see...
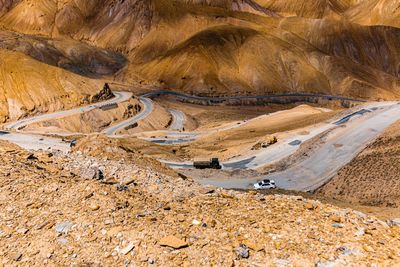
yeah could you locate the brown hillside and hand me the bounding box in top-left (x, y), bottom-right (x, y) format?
top-left (0, 0), bottom-right (398, 100)
top-left (125, 24), bottom-right (332, 96)
top-left (0, 31), bottom-right (126, 77)
top-left (0, 49), bottom-right (103, 122)
top-left (2, 139), bottom-right (400, 265)
top-left (346, 0), bottom-right (400, 28)
top-left (255, 0), bottom-right (357, 18)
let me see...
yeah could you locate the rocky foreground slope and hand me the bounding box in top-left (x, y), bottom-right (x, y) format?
top-left (1, 138), bottom-right (400, 266)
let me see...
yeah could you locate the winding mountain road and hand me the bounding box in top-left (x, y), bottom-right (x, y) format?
top-left (140, 117), bottom-right (254, 145)
top-left (195, 102), bottom-right (400, 191)
top-left (168, 109), bottom-right (185, 131)
top-left (139, 90), bottom-right (364, 145)
top-left (102, 97), bottom-right (154, 136)
top-left (0, 93), bottom-right (153, 150)
top-left (5, 91), bottom-right (133, 130)
top-left (3, 88), bottom-right (399, 193)
top-left (142, 90), bottom-right (365, 103)
top-left (162, 102), bottom-right (395, 170)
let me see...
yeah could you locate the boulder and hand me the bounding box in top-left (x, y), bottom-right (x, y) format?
top-left (159, 236), bottom-right (188, 249)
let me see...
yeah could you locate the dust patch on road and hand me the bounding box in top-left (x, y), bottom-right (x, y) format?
top-left (258, 125), bottom-right (342, 173)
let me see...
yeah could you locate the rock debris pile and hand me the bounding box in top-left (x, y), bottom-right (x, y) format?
top-left (0, 140), bottom-right (400, 266)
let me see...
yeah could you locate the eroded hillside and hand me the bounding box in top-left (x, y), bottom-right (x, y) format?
top-left (0, 49), bottom-right (105, 122)
top-left (0, 0), bottom-right (398, 101)
top-left (346, 0), bottom-right (400, 28)
top-left (255, 0), bottom-right (357, 18)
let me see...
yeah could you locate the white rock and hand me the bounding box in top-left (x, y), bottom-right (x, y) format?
top-left (192, 219), bottom-right (201, 225)
top-left (120, 241), bottom-right (135, 255)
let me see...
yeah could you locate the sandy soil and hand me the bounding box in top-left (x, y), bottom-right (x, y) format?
top-left (111, 104), bottom-right (337, 164)
top-left (156, 97), bottom-right (305, 130)
top-left (317, 119), bottom-right (400, 208)
top-left (174, 105), bottom-right (338, 161)
top-left (121, 102), bottom-right (172, 134)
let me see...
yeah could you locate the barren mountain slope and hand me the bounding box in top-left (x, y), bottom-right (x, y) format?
top-left (278, 17), bottom-right (400, 99)
top-left (126, 24), bottom-right (332, 96)
top-left (0, 0), bottom-right (19, 16)
top-left (124, 13), bottom-right (400, 99)
top-left (180, 0), bottom-right (277, 16)
top-left (120, 1), bottom-right (400, 99)
top-left (0, 0), bottom-right (399, 100)
top-left (0, 49), bottom-right (103, 122)
top-left (0, 0), bottom-right (153, 51)
top-left (346, 0), bottom-right (400, 28)
top-left (0, 0), bottom-right (57, 35)
top-left (0, 0), bottom-right (275, 50)
top-left (255, 0), bottom-right (359, 18)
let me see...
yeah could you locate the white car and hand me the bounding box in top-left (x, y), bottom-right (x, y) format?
top-left (254, 179), bottom-right (276, 190)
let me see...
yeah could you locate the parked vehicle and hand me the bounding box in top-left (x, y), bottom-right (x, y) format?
top-left (70, 139), bottom-right (77, 148)
top-left (193, 158), bottom-right (222, 170)
top-left (254, 179), bottom-right (276, 189)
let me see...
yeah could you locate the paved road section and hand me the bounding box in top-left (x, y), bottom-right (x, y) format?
top-left (164, 102), bottom-right (396, 171)
top-left (197, 103), bottom-right (400, 191)
top-left (138, 90), bottom-right (364, 145)
top-left (0, 132), bottom-right (70, 152)
top-left (168, 109), bottom-right (185, 131)
top-left (222, 124), bottom-right (334, 170)
top-left (5, 91), bottom-right (133, 130)
top-left (162, 122), bottom-right (334, 170)
top-left (142, 90), bottom-right (366, 103)
top-left (142, 118), bottom-right (253, 145)
top-left (102, 97), bottom-right (154, 136)
top-left (333, 109), bottom-right (371, 125)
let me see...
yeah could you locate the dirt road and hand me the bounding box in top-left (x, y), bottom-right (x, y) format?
top-left (142, 89), bottom-right (365, 103)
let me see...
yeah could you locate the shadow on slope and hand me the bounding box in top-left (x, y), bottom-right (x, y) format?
top-left (0, 31), bottom-right (127, 78)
